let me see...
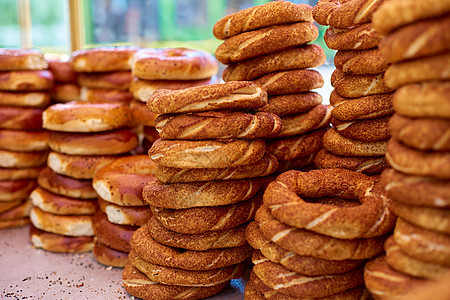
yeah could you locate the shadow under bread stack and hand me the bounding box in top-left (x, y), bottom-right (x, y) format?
top-left (363, 1), bottom-right (450, 299)
top-left (28, 101), bottom-right (137, 253)
top-left (130, 47), bottom-right (218, 152)
top-left (312, 0), bottom-right (394, 176)
top-left (48, 57), bottom-right (80, 103)
top-left (122, 81), bottom-right (280, 299)
top-left (91, 155), bottom-right (156, 267)
top-left (245, 168), bottom-right (396, 299)
top-left (0, 49), bottom-right (53, 229)
top-left (214, 0), bottom-right (330, 173)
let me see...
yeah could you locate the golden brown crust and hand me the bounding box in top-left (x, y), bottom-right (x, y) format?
top-left (0, 49), bottom-right (47, 71)
top-left (0, 199), bottom-right (31, 220)
top-left (279, 105), bottom-right (331, 138)
top-left (0, 70), bottom-right (53, 91)
top-left (79, 87), bottom-right (133, 103)
top-left (0, 129), bottom-right (49, 152)
top-left (331, 115), bottom-right (391, 142)
top-left (0, 217), bottom-right (30, 229)
top-left (258, 92), bottom-right (323, 116)
top-left (0, 179), bottom-right (37, 202)
top-left (0, 106), bottom-right (44, 130)
top-left (334, 48), bottom-right (389, 75)
top-left (97, 197), bottom-right (151, 226)
top-left (0, 149), bottom-right (47, 168)
top-left (93, 239), bottom-right (128, 267)
top-left (0, 166), bottom-right (41, 180)
top-left (0, 200), bottom-right (23, 213)
top-left (69, 46), bottom-right (140, 72)
top-left (50, 83), bottom-right (80, 103)
top-left (0, 91), bottom-right (50, 108)
top-left (47, 59), bottom-right (77, 83)
top-left (129, 99), bottom-right (158, 127)
top-left (38, 167), bottom-right (96, 199)
top-left (276, 153), bottom-right (317, 173)
top-left (331, 69), bottom-right (393, 98)
top-left (402, 271), bottom-right (450, 300)
top-left (222, 45), bottom-right (326, 81)
top-left (324, 23), bottom-right (382, 51)
top-left (77, 71), bottom-right (132, 90)
top-left (215, 22), bottom-right (319, 64)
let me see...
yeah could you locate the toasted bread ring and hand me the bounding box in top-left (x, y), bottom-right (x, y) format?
top-left (0, 129), bottom-right (49, 152)
top-left (331, 115), bottom-right (391, 142)
top-left (69, 46), bottom-right (139, 72)
top-left (278, 104), bottom-right (331, 138)
top-left (50, 83), bottom-right (80, 103)
top-left (324, 23), bottom-right (382, 51)
top-left (0, 49), bottom-right (47, 71)
top-left (334, 48), bottom-right (389, 75)
top-left (77, 71), bottom-right (132, 90)
top-left (331, 69), bottom-right (393, 98)
top-left (0, 149), bottom-right (47, 168)
top-left (324, 127), bottom-right (388, 156)
top-left (0, 91), bottom-right (50, 108)
top-left (98, 197), bottom-right (151, 226)
top-left (0, 70), bottom-right (53, 91)
top-left (254, 69), bottom-right (323, 96)
top-left (258, 92), bottom-right (322, 116)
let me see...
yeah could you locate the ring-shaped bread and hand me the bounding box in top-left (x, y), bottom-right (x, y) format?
top-left (0, 49), bottom-right (47, 71)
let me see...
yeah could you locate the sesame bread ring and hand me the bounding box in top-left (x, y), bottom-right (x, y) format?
top-left (0, 179), bottom-right (36, 202)
top-left (47, 59), bottom-right (77, 83)
top-left (0, 199), bottom-right (31, 220)
top-left (131, 225), bottom-right (252, 271)
top-left (252, 252), bottom-right (364, 298)
top-left (47, 152), bottom-right (119, 179)
top-left (77, 71), bottom-right (132, 90)
top-left (213, 1), bottom-right (313, 39)
top-left (246, 222), bottom-right (363, 276)
top-left (93, 239), bottom-right (128, 267)
top-left (264, 169), bottom-right (395, 239)
top-left (372, 0), bottom-right (450, 35)
top-left (385, 236), bottom-right (449, 279)
top-left (215, 22), bottom-right (319, 64)
top-left (379, 15), bottom-right (450, 64)
top-left (324, 23), bottom-right (382, 51)
top-left (29, 224), bottom-right (94, 253)
top-left (389, 114), bottom-right (450, 151)
top-left (314, 149), bottom-right (388, 175)
top-left (323, 127), bottom-right (388, 156)
top-left (156, 111), bottom-right (281, 140)
top-left (386, 139), bottom-right (450, 179)
top-left (69, 46), bottom-right (140, 72)
top-left (0, 106), bottom-right (44, 130)
top-left (334, 48), bottom-right (389, 75)
top-left (0, 217), bottom-right (30, 229)
top-left (79, 87), bottom-right (133, 103)
top-left (390, 200), bottom-right (450, 235)
top-left (92, 210), bottom-right (136, 253)
top-left (258, 92), bottom-right (323, 117)
top-left (98, 198), bottom-right (151, 226)
top-left (0, 48), bottom-right (47, 71)
top-left (330, 90), bottom-right (394, 121)
top-left (331, 69), bottom-right (393, 98)
top-left (151, 194), bottom-right (261, 234)
top-left (331, 115), bottom-right (391, 142)
top-left (132, 48), bottom-right (218, 81)
top-left (154, 153), bottom-right (278, 184)
top-left (276, 153), bottom-right (317, 173)
top-left (392, 81), bottom-right (450, 119)
top-left (0, 70), bottom-right (53, 91)
top-left (394, 218), bottom-right (450, 267)
top-left (129, 99), bottom-right (158, 127)
top-left (147, 218), bottom-right (247, 251)
top-left (50, 83), bottom-right (80, 103)
top-left (149, 138), bottom-right (265, 169)
top-left (129, 251), bottom-right (246, 286)
top-left (0, 200), bottom-right (22, 213)
top-left (256, 204), bottom-right (386, 260)
top-left (380, 168), bottom-right (450, 208)
top-left (37, 167), bottom-right (96, 199)
top-left (254, 69), bottom-right (324, 96)
top-left (29, 187), bottom-right (97, 216)
top-left (0, 129), bottom-right (49, 152)
top-left (385, 53), bottom-right (450, 89)
top-left (122, 263), bottom-right (228, 300)
top-left (0, 149), bottom-right (47, 168)
top-left (0, 167), bottom-right (41, 180)
top-left (30, 206), bottom-right (94, 236)
top-left (0, 91), bottom-right (50, 107)
top-left (143, 177), bottom-right (261, 209)
top-left (129, 76), bottom-right (217, 102)
top-left (92, 155), bottom-right (156, 206)
top-left (313, 0), bottom-right (385, 28)
top-left (43, 101), bottom-right (132, 132)
top-left (48, 129), bottom-right (138, 155)
top-left (147, 81), bottom-right (267, 114)
top-left (267, 127), bottom-right (326, 161)
top-left (222, 45), bottom-right (326, 81)
top-left (277, 104), bottom-right (331, 138)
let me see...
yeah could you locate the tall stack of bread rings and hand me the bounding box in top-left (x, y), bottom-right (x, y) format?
top-left (215, 1), bottom-right (332, 173)
top-left (0, 49), bottom-right (52, 230)
top-left (363, 0), bottom-right (450, 299)
top-left (48, 57), bottom-right (80, 103)
top-left (312, 0), bottom-right (394, 176)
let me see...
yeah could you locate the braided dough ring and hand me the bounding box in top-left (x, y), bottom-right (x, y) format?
top-left (258, 92), bottom-right (322, 116)
top-left (313, 0), bottom-right (385, 28)
top-left (386, 139), bottom-right (450, 179)
top-left (334, 48), bottom-right (389, 75)
top-left (277, 104), bottom-right (331, 138)
top-left (143, 177), bottom-right (261, 209)
top-left (0, 91), bottom-right (50, 108)
top-left (254, 69), bottom-right (323, 96)
top-left (246, 221), bottom-right (363, 276)
top-left (69, 46), bottom-right (139, 72)
top-left (155, 111), bottom-right (281, 140)
top-left (324, 23), bottom-right (382, 51)
top-left (330, 90), bottom-right (394, 121)
top-left (323, 127), bottom-right (388, 156)
top-left (314, 149), bottom-right (388, 175)
top-left (98, 198), bottom-right (151, 226)
top-left (147, 81), bottom-right (267, 114)
top-left (256, 204), bottom-right (386, 260)
top-left (149, 138), bottom-right (265, 169)
top-left (264, 169), bottom-right (394, 239)
top-left (385, 53), bottom-right (450, 89)
top-left (79, 87), bottom-right (133, 103)
top-left (0, 179), bottom-right (36, 202)
top-left (379, 15), bottom-right (450, 64)
top-left (122, 263), bottom-right (228, 300)
top-left (0, 149), bottom-right (47, 168)
top-left (77, 71), bottom-right (131, 90)
top-left (154, 153), bottom-right (278, 184)
top-left (331, 115), bottom-right (391, 142)
top-left (0, 70), bottom-right (53, 91)
top-left (0, 129), bottom-right (49, 152)
top-left (0, 106), bottom-right (44, 130)
top-left (29, 225), bottom-right (94, 253)
top-left (372, 0), bottom-right (450, 35)
top-left (222, 45), bottom-right (326, 81)
top-left (151, 194), bottom-right (261, 234)
top-left (93, 240), bottom-right (128, 267)
top-left (331, 69), bottom-right (393, 98)
top-left (393, 81), bottom-right (450, 119)
top-left (215, 22), bottom-right (319, 64)
top-left (0, 49), bottom-right (47, 71)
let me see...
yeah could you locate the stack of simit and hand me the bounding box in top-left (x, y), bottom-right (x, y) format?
top-left (48, 57), bottom-right (80, 103)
